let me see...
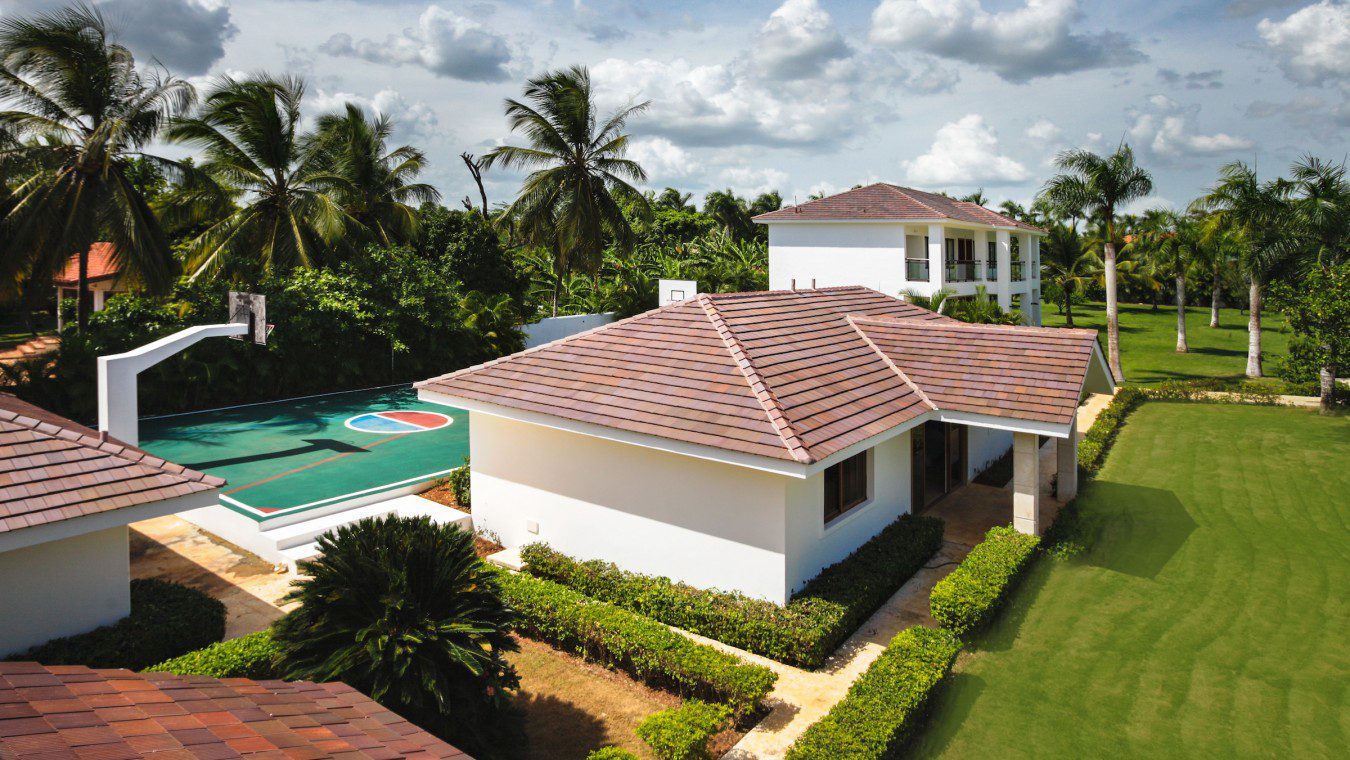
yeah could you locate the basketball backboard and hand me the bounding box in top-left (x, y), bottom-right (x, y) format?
top-left (659, 279), bottom-right (698, 307)
top-left (228, 292), bottom-right (271, 345)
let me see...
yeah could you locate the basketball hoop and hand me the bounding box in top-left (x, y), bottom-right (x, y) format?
top-left (228, 292), bottom-right (269, 345)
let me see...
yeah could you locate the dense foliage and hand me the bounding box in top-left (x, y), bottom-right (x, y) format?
top-left (636, 701), bottom-right (732, 760)
top-left (149, 630), bottom-right (279, 678)
top-left (496, 571), bottom-right (776, 717)
top-left (521, 513), bottom-right (944, 669)
top-left (784, 626), bottom-right (961, 760)
top-left (929, 527), bottom-right (1042, 637)
top-left (5, 579), bottom-right (224, 670)
top-left (1270, 261), bottom-right (1349, 411)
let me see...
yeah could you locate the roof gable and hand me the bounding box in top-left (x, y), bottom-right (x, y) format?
top-left (53, 243), bottom-right (123, 286)
top-left (752, 183), bottom-right (1043, 232)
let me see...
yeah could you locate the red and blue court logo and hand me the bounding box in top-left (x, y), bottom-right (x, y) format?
top-left (344, 410), bottom-right (452, 434)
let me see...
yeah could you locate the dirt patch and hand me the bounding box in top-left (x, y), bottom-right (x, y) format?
top-left (421, 481), bottom-right (469, 514)
top-left (477, 535), bottom-right (505, 559)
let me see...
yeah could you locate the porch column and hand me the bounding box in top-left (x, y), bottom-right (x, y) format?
top-left (55, 287), bottom-right (64, 332)
top-left (927, 223), bottom-right (945, 292)
top-left (995, 230), bottom-right (1012, 312)
top-left (1013, 431), bottom-right (1040, 535)
top-left (975, 229), bottom-right (990, 282)
top-left (1056, 416), bottom-right (1078, 501)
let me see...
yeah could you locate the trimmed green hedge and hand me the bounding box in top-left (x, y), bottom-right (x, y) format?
top-left (148, 630), bottom-right (279, 678)
top-left (521, 513), bottom-right (944, 668)
top-left (636, 700), bottom-right (732, 760)
top-left (496, 572), bottom-right (776, 716)
top-left (586, 749), bottom-right (640, 760)
top-left (1077, 386), bottom-right (1146, 475)
top-left (785, 626), bottom-right (961, 760)
top-left (929, 526), bottom-right (1041, 637)
top-left (5, 579), bottom-right (224, 670)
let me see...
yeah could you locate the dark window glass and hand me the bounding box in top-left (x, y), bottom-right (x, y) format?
top-left (824, 451), bottom-right (868, 524)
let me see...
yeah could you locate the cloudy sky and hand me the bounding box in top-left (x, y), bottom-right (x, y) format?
top-left (3, 0), bottom-right (1347, 212)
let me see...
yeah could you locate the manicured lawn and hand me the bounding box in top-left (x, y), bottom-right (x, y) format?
top-left (909, 403), bottom-right (1348, 758)
top-left (1040, 301), bottom-right (1291, 385)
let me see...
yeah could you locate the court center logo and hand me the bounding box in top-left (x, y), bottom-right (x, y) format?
top-left (345, 410), bottom-right (452, 434)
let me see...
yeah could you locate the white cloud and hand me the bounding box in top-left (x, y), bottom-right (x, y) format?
top-left (902, 115), bottom-right (1030, 186)
top-left (627, 137), bottom-right (701, 183)
top-left (309, 88), bottom-right (442, 142)
top-left (318, 5), bottom-right (512, 82)
top-left (1128, 95), bottom-right (1254, 157)
top-left (718, 166), bottom-right (790, 197)
top-left (1257, 1), bottom-right (1350, 86)
top-left (869, 0), bottom-right (1145, 83)
top-left (752, 0), bottom-right (850, 80)
top-left (1025, 118), bottom-right (1063, 144)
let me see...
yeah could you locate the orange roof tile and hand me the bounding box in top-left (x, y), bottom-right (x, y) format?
top-left (752, 183), bottom-right (1044, 232)
top-left (52, 243), bottom-right (122, 286)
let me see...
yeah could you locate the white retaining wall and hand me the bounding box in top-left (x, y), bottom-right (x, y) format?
top-left (522, 312), bottom-right (617, 348)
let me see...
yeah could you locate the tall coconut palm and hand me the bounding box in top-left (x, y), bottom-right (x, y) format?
top-left (165, 75), bottom-right (351, 279)
top-left (484, 65), bottom-right (651, 316)
top-left (1040, 223), bottom-right (1097, 327)
top-left (312, 104), bottom-right (441, 247)
top-left (0, 3), bottom-right (192, 330)
top-left (1039, 145), bottom-right (1153, 381)
top-left (1194, 162), bottom-right (1294, 377)
top-left (1141, 211), bottom-right (1203, 352)
top-left (1194, 219), bottom-right (1238, 328)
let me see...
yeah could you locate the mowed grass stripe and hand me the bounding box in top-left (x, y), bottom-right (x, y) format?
top-left (910, 403), bottom-right (1348, 758)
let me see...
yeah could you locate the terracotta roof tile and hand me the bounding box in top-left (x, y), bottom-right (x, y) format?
top-left (52, 243), bottom-right (123, 286)
top-left (752, 183), bottom-right (1044, 231)
top-left (0, 394), bottom-right (223, 536)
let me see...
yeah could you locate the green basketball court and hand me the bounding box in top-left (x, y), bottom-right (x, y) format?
top-left (139, 385), bottom-right (468, 521)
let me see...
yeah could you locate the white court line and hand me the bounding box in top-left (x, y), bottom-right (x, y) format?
top-left (221, 467), bottom-right (461, 517)
top-left (141, 382), bottom-right (414, 420)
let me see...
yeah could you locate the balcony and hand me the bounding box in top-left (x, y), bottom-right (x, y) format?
top-left (906, 258), bottom-right (930, 282)
top-left (1011, 261), bottom-right (1025, 281)
top-left (985, 259), bottom-right (997, 280)
top-left (945, 261), bottom-right (980, 283)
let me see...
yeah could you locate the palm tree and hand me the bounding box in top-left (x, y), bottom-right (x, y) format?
top-left (951, 285), bottom-right (1021, 325)
top-left (484, 65), bottom-right (651, 316)
top-left (1040, 223), bottom-right (1096, 327)
top-left (703, 189), bottom-right (756, 242)
top-left (655, 187), bottom-right (693, 211)
top-left (901, 287), bottom-right (955, 313)
top-left (1194, 162), bottom-right (1294, 377)
top-left (0, 3), bottom-right (192, 329)
top-left (165, 75), bottom-right (351, 279)
top-left (312, 104), bottom-right (440, 247)
top-left (1140, 211), bottom-right (1203, 352)
top-left (1039, 145), bottom-right (1153, 381)
top-left (1194, 218), bottom-right (1238, 328)
top-left (960, 188), bottom-right (989, 206)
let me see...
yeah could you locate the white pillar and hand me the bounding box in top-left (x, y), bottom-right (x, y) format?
top-left (927, 224), bottom-right (945, 291)
top-left (1013, 431), bottom-right (1041, 535)
top-left (1056, 417), bottom-right (1078, 501)
top-left (975, 230), bottom-right (990, 282)
top-left (55, 288), bottom-right (64, 332)
top-left (995, 230), bottom-right (1012, 312)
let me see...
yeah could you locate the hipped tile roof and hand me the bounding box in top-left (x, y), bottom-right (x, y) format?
top-left (0, 662), bottom-right (470, 759)
top-left (418, 287), bottom-right (1100, 465)
top-left (52, 243), bottom-right (123, 286)
top-left (0, 394), bottom-right (223, 535)
top-left (752, 183), bottom-right (1044, 231)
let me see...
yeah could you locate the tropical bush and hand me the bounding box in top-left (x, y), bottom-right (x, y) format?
top-left (521, 514), bottom-right (943, 668)
top-left (929, 527), bottom-right (1042, 637)
top-left (785, 626), bottom-right (961, 760)
top-left (148, 630), bottom-right (279, 678)
top-left (496, 572), bottom-right (775, 716)
top-left (5, 579), bottom-right (224, 670)
top-left (447, 455), bottom-right (471, 509)
top-left (586, 749), bottom-right (640, 760)
top-left (272, 517), bottom-right (518, 736)
top-left (636, 701), bottom-right (732, 760)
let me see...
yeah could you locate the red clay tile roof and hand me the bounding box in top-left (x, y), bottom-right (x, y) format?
top-left (0, 662), bottom-right (470, 759)
top-left (752, 183), bottom-right (1044, 232)
top-left (0, 394), bottom-right (223, 535)
top-left (52, 243), bottom-right (122, 286)
top-left (418, 287), bottom-right (1099, 464)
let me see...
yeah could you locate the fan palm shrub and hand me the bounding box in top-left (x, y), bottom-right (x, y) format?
top-left (273, 516), bottom-right (518, 739)
top-left (1039, 223), bottom-right (1097, 326)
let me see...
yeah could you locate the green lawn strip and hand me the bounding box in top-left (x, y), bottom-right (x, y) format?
top-left (1041, 301), bottom-right (1290, 386)
top-left (907, 402), bottom-right (1349, 758)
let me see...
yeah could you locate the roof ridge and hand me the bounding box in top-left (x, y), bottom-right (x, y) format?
top-left (846, 315), bottom-right (938, 412)
top-left (850, 315), bottom-right (1098, 338)
top-left (697, 294), bottom-right (814, 464)
top-left (881, 183), bottom-right (943, 218)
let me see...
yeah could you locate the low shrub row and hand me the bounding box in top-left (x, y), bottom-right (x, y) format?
top-left (929, 526), bottom-right (1041, 637)
top-left (5, 579), bottom-right (225, 670)
top-left (148, 630), bottom-right (280, 678)
top-left (785, 626), bottom-right (961, 760)
top-left (495, 571), bottom-right (776, 716)
top-left (521, 513), bottom-right (944, 668)
top-left (635, 700), bottom-right (732, 760)
top-left (1077, 386), bottom-right (1146, 475)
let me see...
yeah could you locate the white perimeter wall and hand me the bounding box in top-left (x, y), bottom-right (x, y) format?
top-left (470, 413), bottom-right (792, 603)
top-left (522, 312), bottom-right (617, 348)
top-left (784, 432), bottom-right (913, 595)
top-left (0, 526), bottom-right (130, 656)
top-left (768, 223), bottom-right (906, 295)
top-left (967, 427), bottom-right (1014, 482)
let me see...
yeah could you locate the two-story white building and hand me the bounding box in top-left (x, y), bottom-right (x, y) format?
top-left (753, 183), bottom-right (1045, 324)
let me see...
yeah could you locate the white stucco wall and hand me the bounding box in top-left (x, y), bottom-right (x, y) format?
top-left (522, 312), bottom-right (617, 348)
top-left (470, 413), bottom-right (792, 602)
top-left (0, 526), bottom-right (130, 657)
top-left (784, 432), bottom-right (913, 595)
top-left (967, 426), bottom-right (1014, 482)
top-left (768, 222), bottom-right (907, 295)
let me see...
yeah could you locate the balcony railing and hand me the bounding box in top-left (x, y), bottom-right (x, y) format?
top-left (906, 258), bottom-right (930, 282)
top-left (1011, 261), bottom-right (1025, 281)
top-left (986, 259), bottom-right (997, 279)
top-left (945, 261), bottom-right (980, 282)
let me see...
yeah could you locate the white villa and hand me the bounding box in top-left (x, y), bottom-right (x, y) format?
top-left (418, 287), bottom-right (1112, 604)
top-left (755, 183), bottom-right (1044, 324)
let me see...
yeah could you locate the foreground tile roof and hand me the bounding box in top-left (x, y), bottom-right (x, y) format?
top-left (52, 243), bottom-right (123, 286)
top-left (0, 394), bottom-right (223, 535)
top-left (752, 183), bottom-right (1044, 231)
top-left (0, 662), bottom-right (469, 759)
top-left (418, 287), bottom-right (1099, 464)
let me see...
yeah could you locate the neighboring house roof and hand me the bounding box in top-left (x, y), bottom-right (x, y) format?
top-left (0, 662), bottom-right (470, 759)
top-left (0, 394), bottom-right (223, 535)
top-left (52, 243), bottom-right (122, 286)
top-left (752, 183), bottom-right (1044, 232)
top-left (417, 287), bottom-right (1102, 465)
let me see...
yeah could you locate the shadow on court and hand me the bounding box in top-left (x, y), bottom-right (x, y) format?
top-left (182, 438), bottom-right (369, 470)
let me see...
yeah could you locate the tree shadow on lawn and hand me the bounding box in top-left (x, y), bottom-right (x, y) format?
top-left (497, 692), bottom-right (613, 760)
top-left (901, 671), bottom-right (986, 758)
